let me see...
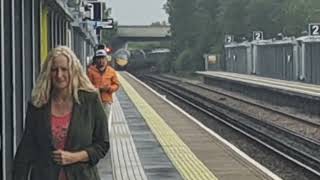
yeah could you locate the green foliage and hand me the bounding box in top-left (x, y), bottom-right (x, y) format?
top-left (174, 49), bottom-right (193, 71)
top-left (219, 0), bottom-right (320, 39)
top-left (219, 0), bottom-right (249, 36)
top-left (157, 57), bottom-right (172, 72)
top-left (165, 0), bottom-right (221, 73)
top-left (174, 48), bottom-right (203, 72)
top-left (164, 0), bottom-right (320, 73)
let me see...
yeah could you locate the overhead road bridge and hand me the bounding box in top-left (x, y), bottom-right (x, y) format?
top-left (110, 25), bottom-right (171, 49)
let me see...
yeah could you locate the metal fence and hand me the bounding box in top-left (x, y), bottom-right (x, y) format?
top-left (253, 39), bottom-right (296, 81)
top-left (211, 36), bottom-right (320, 85)
top-left (1, 1), bottom-right (41, 179)
top-left (224, 42), bottom-right (251, 74)
top-left (297, 36), bottom-right (320, 84)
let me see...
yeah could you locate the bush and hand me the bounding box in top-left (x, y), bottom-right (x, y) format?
top-left (157, 57), bottom-right (172, 73)
top-left (174, 48), bottom-right (203, 72)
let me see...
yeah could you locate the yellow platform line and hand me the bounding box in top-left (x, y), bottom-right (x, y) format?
top-left (118, 74), bottom-right (218, 180)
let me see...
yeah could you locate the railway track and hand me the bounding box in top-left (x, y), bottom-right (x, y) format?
top-left (142, 75), bottom-right (320, 178)
top-left (160, 75), bottom-right (320, 128)
top-left (148, 75), bottom-right (320, 141)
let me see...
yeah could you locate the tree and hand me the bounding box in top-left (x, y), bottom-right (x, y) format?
top-left (196, 0), bottom-right (222, 53)
top-left (164, 0), bottom-right (205, 71)
top-left (245, 0), bottom-right (284, 38)
top-left (219, 0), bottom-right (249, 39)
top-left (164, 0), bottom-right (320, 73)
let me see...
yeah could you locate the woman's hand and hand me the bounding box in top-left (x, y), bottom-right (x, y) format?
top-left (52, 150), bottom-right (89, 165)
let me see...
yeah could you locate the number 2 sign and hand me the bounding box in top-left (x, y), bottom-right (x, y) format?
top-left (253, 31), bottom-right (263, 41)
top-left (309, 23), bottom-right (320, 36)
top-left (225, 35), bottom-right (234, 44)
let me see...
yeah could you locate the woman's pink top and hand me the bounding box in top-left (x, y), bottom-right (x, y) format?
top-left (51, 112), bottom-right (72, 180)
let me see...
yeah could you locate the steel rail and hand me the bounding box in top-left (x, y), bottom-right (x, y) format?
top-left (144, 77), bottom-right (320, 178)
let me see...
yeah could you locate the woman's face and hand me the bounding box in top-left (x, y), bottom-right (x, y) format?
top-left (51, 55), bottom-right (70, 91)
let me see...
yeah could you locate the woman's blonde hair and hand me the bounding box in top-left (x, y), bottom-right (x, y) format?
top-left (31, 46), bottom-right (97, 107)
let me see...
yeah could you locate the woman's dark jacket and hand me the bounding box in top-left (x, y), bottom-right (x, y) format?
top-left (13, 91), bottom-right (110, 180)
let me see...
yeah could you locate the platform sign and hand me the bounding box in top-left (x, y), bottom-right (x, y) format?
top-left (253, 31), bottom-right (263, 41)
top-left (207, 55), bottom-right (217, 64)
top-left (82, 2), bottom-right (101, 21)
top-left (95, 19), bottom-right (114, 29)
top-left (81, 19), bottom-right (114, 29)
top-left (93, 19), bottom-right (114, 29)
top-left (87, 3), bottom-right (94, 19)
top-left (309, 23), bottom-right (320, 36)
top-left (87, 0), bottom-right (105, 2)
top-left (93, 2), bottom-right (102, 21)
top-left (225, 35), bottom-right (234, 44)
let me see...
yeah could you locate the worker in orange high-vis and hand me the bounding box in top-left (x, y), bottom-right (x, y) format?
top-left (88, 49), bottom-right (120, 116)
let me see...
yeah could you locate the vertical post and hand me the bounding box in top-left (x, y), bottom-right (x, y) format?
top-left (0, 0), bottom-right (5, 178)
top-left (40, 5), bottom-right (49, 64)
top-left (55, 13), bottom-right (59, 46)
top-left (41, 5), bottom-right (49, 64)
top-left (51, 11), bottom-right (55, 48)
top-left (301, 43), bottom-right (306, 80)
top-left (12, 0), bottom-right (24, 157)
top-left (293, 42), bottom-right (299, 81)
top-left (83, 40), bottom-right (87, 67)
top-left (203, 54), bottom-right (208, 71)
top-left (247, 44), bottom-right (252, 74)
top-left (59, 17), bottom-right (63, 44)
top-left (11, 0), bottom-right (17, 155)
top-left (31, 0), bottom-right (36, 85)
top-left (252, 44), bottom-right (257, 74)
top-left (34, 0), bottom-right (41, 82)
top-left (2, 0), bottom-right (14, 179)
top-left (21, 0), bottom-right (26, 128)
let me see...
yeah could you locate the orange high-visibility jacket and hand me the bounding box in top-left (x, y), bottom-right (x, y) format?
top-left (87, 65), bottom-right (120, 104)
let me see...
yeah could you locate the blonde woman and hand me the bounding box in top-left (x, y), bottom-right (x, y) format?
top-left (13, 46), bottom-right (109, 180)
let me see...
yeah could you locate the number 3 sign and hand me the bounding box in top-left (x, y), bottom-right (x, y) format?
top-left (309, 23), bottom-right (320, 36)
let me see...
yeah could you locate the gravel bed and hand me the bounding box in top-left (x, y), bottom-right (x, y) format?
top-left (155, 76), bottom-right (320, 142)
top-left (161, 74), bottom-right (320, 123)
top-left (162, 74), bottom-right (320, 124)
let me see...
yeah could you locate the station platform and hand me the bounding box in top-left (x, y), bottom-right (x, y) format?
top-left (197, 71), bottom-right (320, 97)
top-left (97, 72), bottom-right (282, 180)
top-left (196, 71), bottom-right (320, 119)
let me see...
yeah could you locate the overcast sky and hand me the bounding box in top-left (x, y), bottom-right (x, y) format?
top-left (106, 0), bottom-right (169, 25)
